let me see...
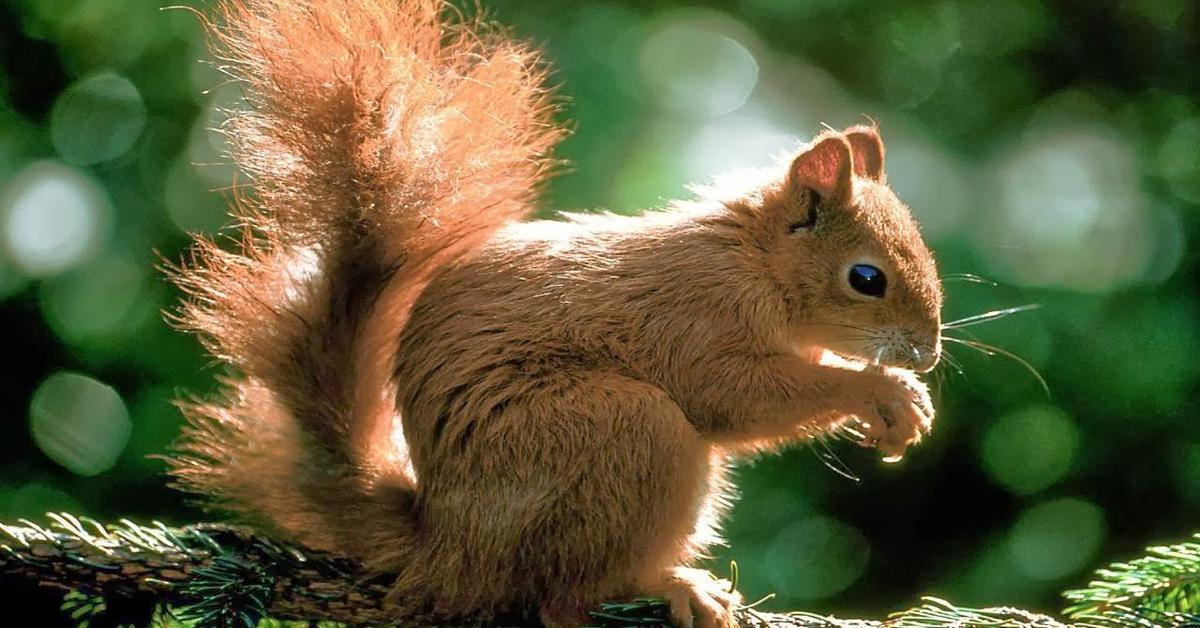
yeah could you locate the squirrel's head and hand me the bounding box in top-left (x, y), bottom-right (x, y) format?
top-left (755, 126), bottom-right (943, 372)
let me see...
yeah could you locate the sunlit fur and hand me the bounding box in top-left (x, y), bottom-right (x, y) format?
top-left (167, 1), bottom-right (943, 626)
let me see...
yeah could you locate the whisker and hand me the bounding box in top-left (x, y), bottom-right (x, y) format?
top-left (809, 434), bottom-right (860, 483)
top-left (938, 349), bottom-right (965, 376)
top-left (942, 336), bottom-right (1049, 396)
top-left (941, 273), bottom-right (998, 286)
top-left (942, 303), bottom-right (1041, 330)
top-left (931, 366), bottom-right (946, 405)
top-left (803, 321), bottom-right (882, 335)
top-left (835, 421), bottom-right (866, 442)
top-left (938, 347), bottom-right (981, 394)
top-left (950, 326), bottom-right (984, 344)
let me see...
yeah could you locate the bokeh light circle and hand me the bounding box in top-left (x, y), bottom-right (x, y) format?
top-left (1006, 497), bottom-right (1106, 581)
top-left (164, 158), bottom-right (230, 234)
top-left (682, 108), bottom-right (797, 181)
top-left (636, 12), bottom-right (759, 118)
top-left (1157, 116), bottom-right (1200, 205)
top-left (50, 71), bottom-right (147, 166)
top-left (981, 405), bottom-right (1080, 495)
top-left (979, 115), bottom-right (1169, 292)
top-left (187, 82), bottom-right (243, 187)
top-left (39, 251), bottom-right (151, 348)
top-left (0, 161), bottom-right (110, 277)
top-left (7, 483), bottom-right (84, 518)
top-left (765, 516), bottom-right (870, 600)
top-left (887, 136), bottom-right (971, 239)
top-left (29, 372), bottom-right (132, 477)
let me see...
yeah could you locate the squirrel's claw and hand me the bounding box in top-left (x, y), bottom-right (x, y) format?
top-left (855, 369), bottom-right (935, 462)
top-left (655, 567), bottom-right (741, 628)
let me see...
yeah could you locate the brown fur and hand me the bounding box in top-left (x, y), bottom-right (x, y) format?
top-left (168, 1), bottom-right (943, 626)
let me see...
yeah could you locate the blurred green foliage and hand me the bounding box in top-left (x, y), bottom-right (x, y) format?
top-left (0, 0), bottom-right (1197, 623)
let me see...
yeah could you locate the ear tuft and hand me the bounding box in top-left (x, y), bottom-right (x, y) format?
top-left (844, 124), bottom-right (885, 181)
top-left (788, 133), bottom-right (854, 203)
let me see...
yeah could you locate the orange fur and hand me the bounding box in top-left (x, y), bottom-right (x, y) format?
top-left (168, 1), bottom-right (943, 626)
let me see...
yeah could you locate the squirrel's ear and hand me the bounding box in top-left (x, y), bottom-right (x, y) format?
top-left (844, 125), bottom-right (885, 181)
top-left (787, 133), bottom-right (854, 203)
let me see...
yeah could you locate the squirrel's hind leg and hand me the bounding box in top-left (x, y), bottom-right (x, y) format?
top-left (409, 371), bottom-right (735, 624)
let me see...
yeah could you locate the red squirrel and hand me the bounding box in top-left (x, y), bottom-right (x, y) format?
top-left (168, 0), bottom-right (943, 625)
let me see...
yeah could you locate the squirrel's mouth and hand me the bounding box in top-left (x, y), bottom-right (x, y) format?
top-left (807, 334), bottom-right (940, 373)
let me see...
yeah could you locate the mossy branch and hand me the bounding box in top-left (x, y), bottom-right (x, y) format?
top-left (2, 515), bottom-right (1198, 627)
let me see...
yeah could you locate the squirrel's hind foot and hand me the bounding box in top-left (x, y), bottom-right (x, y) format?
top-left (654, 567), bottom-right (742, 628)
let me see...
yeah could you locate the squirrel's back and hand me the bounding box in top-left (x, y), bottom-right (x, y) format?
top-left (395, 203), bottom-right (789, 470)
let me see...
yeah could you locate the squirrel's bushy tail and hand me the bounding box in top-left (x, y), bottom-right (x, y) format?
top-left (168, 0), bottom-right (562, 565)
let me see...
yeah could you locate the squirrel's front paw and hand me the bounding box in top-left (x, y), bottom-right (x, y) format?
top-left (854, 368), bottom-right (934, 461)
top-left (656, 567), bottom-right (741, 628)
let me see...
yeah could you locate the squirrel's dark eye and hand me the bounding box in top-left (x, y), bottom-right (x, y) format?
top-left (788, 190), bottom-right (819, 233)
top-left (848, 264), bottom-right (887, 298)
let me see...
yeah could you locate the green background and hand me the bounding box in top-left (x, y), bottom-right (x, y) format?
top-left (0, 0), bottom-right (1197, 621)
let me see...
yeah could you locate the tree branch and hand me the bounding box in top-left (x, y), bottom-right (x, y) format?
top-left (1, 515), bottom-right (403, 625)
top-left (2, 514), bottom-right (1192, 627)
